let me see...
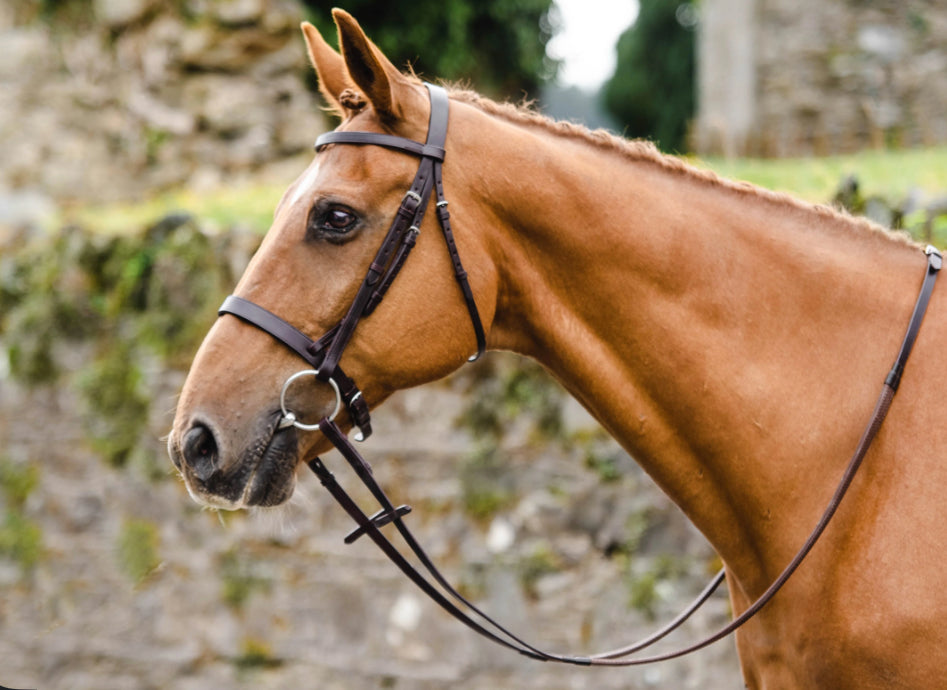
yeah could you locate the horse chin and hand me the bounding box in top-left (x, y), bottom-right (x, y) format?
top-left (184, 424), bottom-right (299, 510)
top-left (241, 426), bottom-right (299, 507)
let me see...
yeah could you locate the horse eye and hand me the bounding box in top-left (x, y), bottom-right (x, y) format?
top-left (325, 209), bottom-right (356, 231)
top-left (308, 205), bottom-right (359, 241)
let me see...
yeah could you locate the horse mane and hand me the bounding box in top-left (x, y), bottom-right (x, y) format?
top-left (446, 85), bottom-right (919, 250)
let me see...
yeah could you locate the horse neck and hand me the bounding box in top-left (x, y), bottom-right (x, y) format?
top-left (461, 112), bottom-right (923, 588)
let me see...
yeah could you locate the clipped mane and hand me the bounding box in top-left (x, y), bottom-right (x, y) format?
top-left (446, 86), bottom-right (919, 250)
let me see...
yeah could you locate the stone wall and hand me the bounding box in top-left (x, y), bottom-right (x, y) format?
top-left (0, 219), bottom-right (743, 689)
top-left (696, 0), bottom-right (947, 156)
top-left (0, 0), bottom-right (324, 210)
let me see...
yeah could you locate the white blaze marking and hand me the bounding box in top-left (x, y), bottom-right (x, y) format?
top-left (287, 159), bottom-right (321, 208)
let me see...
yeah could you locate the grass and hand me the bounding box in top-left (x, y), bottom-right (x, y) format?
top-left (691, 146), bottom-right (947, 203)
top-left (51, 146), bottom-right (947, 236)
top-left (56, 179), bottom-right (290, 236)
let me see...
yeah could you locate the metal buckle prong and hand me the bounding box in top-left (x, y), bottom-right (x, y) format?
top-left (926, 245), bottom-right (942, 271)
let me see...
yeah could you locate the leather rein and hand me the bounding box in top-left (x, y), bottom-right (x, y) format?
top-left (217, 82), bottom-right (943, 666)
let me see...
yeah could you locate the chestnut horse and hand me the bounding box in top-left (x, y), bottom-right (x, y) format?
top-left (168, 11), bottom-right (947, 688)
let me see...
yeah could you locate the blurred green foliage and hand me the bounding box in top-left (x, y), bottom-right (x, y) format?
top-left (0, 458), bottom-right (43, 574)
top-left (220, 549), bottom-right (272, 611)
top-left (0, 512), bottom-right (43, 573)
top-left (0, 215), bottom-right (242, 471)
top-left (77, 341), bottom-right (150, 468)
top-left (603, 0), bottom-right (696, 152)
top-left (0, 459), bottom-right (40, 511)
top-left (625, 554), bottom-right (690, 621)
top-left (116, 518), bottom-right (161, 584)
top-left (234, 637), bottom-right (283, 670)
top-left (584, 448), bottom-right (622, 483)
top-left (303, 0), bottom-right (559, 97)
top-left (456, 355), bottom-right (565, 522)
top-left (459, 447), bottom-right (516, 522)
top-left (458, 357), bottom-right (562, 443)
top-left (1, 228), bottom-right (103, 385)
top-left (696, 146), bottom-right (947, 203)
top-left (517, 541), bottom-right (561, 598)
top-left (61, 183), bottom-right (285, 236)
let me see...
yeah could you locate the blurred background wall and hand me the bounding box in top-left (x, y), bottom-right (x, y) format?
top-left (1, 1), bottom-right (945, 688)
top-left (0, 0), bottom-right (322, 208)
top-left (696, 0), bottom-right (947, 156)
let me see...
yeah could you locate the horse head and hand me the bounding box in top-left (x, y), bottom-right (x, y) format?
top-left (168, 11), bottom-right (497, 508)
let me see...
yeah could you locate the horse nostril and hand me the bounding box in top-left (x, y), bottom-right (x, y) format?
top-left (183, 424), bottom-right (219, 482)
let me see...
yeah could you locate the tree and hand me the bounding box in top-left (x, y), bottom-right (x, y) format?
top-left (302, 0), bottom-right (559, 98)
top-left (602, 0), bottom-right (696, 152)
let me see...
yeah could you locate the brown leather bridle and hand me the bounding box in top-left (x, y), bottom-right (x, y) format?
top-left (221, 84), bottom-right (484, 443)
top-left (217, 83), bottom-right (943, 665)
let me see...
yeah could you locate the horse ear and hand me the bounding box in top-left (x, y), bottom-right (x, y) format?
top-left (301, 21), bottom-right (351, 113)
top-left (331, 8), bottom-right (406, 123)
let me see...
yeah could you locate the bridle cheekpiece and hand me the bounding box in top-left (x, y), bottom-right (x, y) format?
top-left (220, 83), bottom-right (485, 441)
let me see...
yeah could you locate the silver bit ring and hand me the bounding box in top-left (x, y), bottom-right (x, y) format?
top-left (279, 369), bottom-right (342, 431)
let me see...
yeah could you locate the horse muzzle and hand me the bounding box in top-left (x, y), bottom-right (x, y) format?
top-left (169, 412), bottom-right (300, 509)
